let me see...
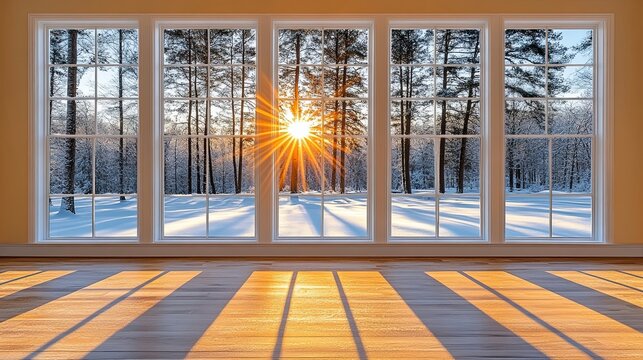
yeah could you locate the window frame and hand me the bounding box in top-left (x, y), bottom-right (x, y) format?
top-left (271, 19), bottom-right (375, 242)
top-left (154, 18), bottom-right (260, 243)
top-left (29, 14), bottom-right (612, 246)
top-left (386, 19), bottom-right (490, 243)
top-left (501, 17), bottom-right (612, 243)
top-left (31, 17), bottom-right (142, 243)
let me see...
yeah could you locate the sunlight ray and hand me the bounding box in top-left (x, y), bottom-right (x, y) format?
top-left (549, 271), bottom-right (643, 307)
top-left (0, 271), bottom-right (161, 359)
top-left (0, 271), bottom-right (73, 299)
top-left (0, 270), bottom-right (40, 284)
top-left (186, 271), bottom-right (293, 359)
top-left (33, 271), bottom-right (199, 360)
top-left (427, 271), bottom-right (589, 359)
top-left (583, 271), bottom-right (643, 290)
top-left (467, 271), bottom-right (643, 360)
top-left (339, 271), bottom-right (453, 359)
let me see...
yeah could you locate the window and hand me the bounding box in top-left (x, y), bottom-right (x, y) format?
top-left (504, 27), bottom-right (595, 240)
top-left (275, 24), bottom-right (371, 239)
top-left (389, 26), bottom-right (483, 239)
top-left (47, 26), bottom-right (139, 238)
top-left (32, 16), bottom-right (609, 245)
top-left (161, 25), bottom-right (257, 239)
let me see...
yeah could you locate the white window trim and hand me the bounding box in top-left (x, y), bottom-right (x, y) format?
top-left (29, 14), bottom-right (613, 247)
top-left (385, 18), bottom-right (490, 243)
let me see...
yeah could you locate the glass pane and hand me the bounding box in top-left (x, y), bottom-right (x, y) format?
top-left (548, 66), bottom-right (593, 98)
top-left (278, 66), bottom-right (323, 99)
top-left (96, 100), bottom-right (138, 135)
top-left (163, 137), bottom-right (206, 195)
top-left (97, 66), bottom-right (138, 97)
top-left (210, 99), bottom-right (255, 136)
top-left (95, 138), bottom-right (137, 194)
top-left (391, 29), bottom-right (433, 64)
top-left (278, 29), bottom-right (322, 65)
top-left (324, 66), bottom-right (368, 98)
top-left (390, 66), bottom-right (433, 98)
top-left (210, 66), bottom-right (256, 98)
top-left (208, 138), bottom-right (255, 194)
top-left (548, 100), bottom-right (592, 134)
top-left (163, 196), bottom-right (206, 237)
top-left (49, 196), bottom-right (92, 237)
top-left (438, 196), bottom-right (480, 237)
top-left (391, 196), bottom-right (436, 237)
top-left (49, 29), bottom-right (95, 65)
top-left (323, 138), bottom-right (367, 194)
top-left (505, 138), bottom-right (549, 193)
top-left (505, 196), bottom-right (550, 238)
top-left (552, 138), bottom-right (592, 193)
top-left (323, 100), bottom-right (368, 136)
top-left (439, 138), bottom-right (480, 194)
top-left (436, 100), bottom-right (480, 135)
top-left (97, 29), bottom-right (138, 64)
top-left (553, 196), bottom-right (592, 237)
top-left (163, 100), bottom-right (206, 135)
top-left (323, 29), bottom-right (369, 65)
top-left (163, 67), bottom-right (208, 98)
top-left (278, 196), bottom-right (322, 237)
top-left (436, 66), bottom-right (480, 97)
top-left (50, 100), bottom-right (95, 135)
top-left (436, 29), bottom-right (481, 64)
top-left (505, 29), bottom-right (546, 65)
top-left (163, 29), bottom-right (208, 64)
top-left (277, 138), bottom-right (322, 195)
top-left (50, 67), bottom-right (95, 98)
top-left (208, 196), bottom-right (255, 237)
top-left (209, 29), bottom-right (257, 65)
top-left (548, 29), bottom-right (593, 65)
top-left (95, 196), bottom-right (137, 237)
top-left (323, 196), bottom-right (367, 237)
top-left (505, 100), bottom-right (545, 135)
top-left (390, 100), bottom-right (433, 135)
top-left (49, 138), bottom-right (92, 194)
top-left (505, 66), bottom-right (546, 98)
top-left (391, 138), bottom-right (434, 194)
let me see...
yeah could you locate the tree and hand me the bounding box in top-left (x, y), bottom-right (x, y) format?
top-left (60, 30), bottom-right (79, 213)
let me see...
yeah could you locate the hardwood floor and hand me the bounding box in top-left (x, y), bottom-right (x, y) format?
top-left (0, 258), bottom-right (641, 359)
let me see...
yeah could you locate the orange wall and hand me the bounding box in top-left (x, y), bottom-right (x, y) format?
top-left (0, 0), bottom-right (641, 244)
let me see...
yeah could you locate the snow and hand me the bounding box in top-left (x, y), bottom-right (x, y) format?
top-left (48, 195), bottom-right (592, 239)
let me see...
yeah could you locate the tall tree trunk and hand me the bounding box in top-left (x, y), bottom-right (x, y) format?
top-left (339, 47), bottom-right (348, 194)
top-left (237, 31), bottom-right (247, 194)
top-left (507, 140), bottom-right (514, 192)
top-left (402, 66), bottom-right (413, 194)
top-left (60, 30), bottom-right (78, 214)
top-left (456, 36), bottom-right (480, 194)
top-left (438, 30), bottom-right (451, 194)
top-left (118, 30), bottom-right (126, 201)
top-left (208, 142), bottom-right (216, 194)
top-left (331, 34), bottom-right (340, 192)
top-left (230, 40), bottom-right (239, 194)
top-left (290, 33), bottom-right (301, 194)
top-left (195, 64), bottom-right (202, 194)
top-left (187, 31), bottom-right (194, 194)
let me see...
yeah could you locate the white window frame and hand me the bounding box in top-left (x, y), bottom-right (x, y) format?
top-left (271, 19), bottom-right (375, 242)
top-left (29, 14), bottom-right (612, 247)
top-left (501, 16), bottom-right (612, 243)
top-left (386, 19), bottom-right (490, 243)
top-left (153, 18), bottom-right (260, 243)
top-left (30, 16), bottom-right (141, 243)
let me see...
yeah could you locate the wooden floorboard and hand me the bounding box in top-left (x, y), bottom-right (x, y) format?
top-left (0, 258), bottom-right (640, 359)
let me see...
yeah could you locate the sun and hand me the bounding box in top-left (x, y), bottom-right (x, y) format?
top-left (286, 120), bottom-right (312, 140)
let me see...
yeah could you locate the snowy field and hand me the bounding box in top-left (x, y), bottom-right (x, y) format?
top-left (49, 195), bottom-right (592, 239)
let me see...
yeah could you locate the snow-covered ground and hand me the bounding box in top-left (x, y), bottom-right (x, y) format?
top-left (48, 195), bottom-right (592, 239)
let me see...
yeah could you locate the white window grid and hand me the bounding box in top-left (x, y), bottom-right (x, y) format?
top-left (503, 25), bottom-right (597, 241)
top-left (273, 22), bottom-right (373, 240)
top-left (388, 25), bottom-right (485, 240)
top-left (45, 25), bottom-right (140, 240)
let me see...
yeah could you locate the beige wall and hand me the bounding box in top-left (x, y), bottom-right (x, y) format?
top-left (0, 0), bottom-right (641, 244)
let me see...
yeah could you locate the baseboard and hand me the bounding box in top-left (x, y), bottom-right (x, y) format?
top-left (0, 243), bottom-right (641, 257)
